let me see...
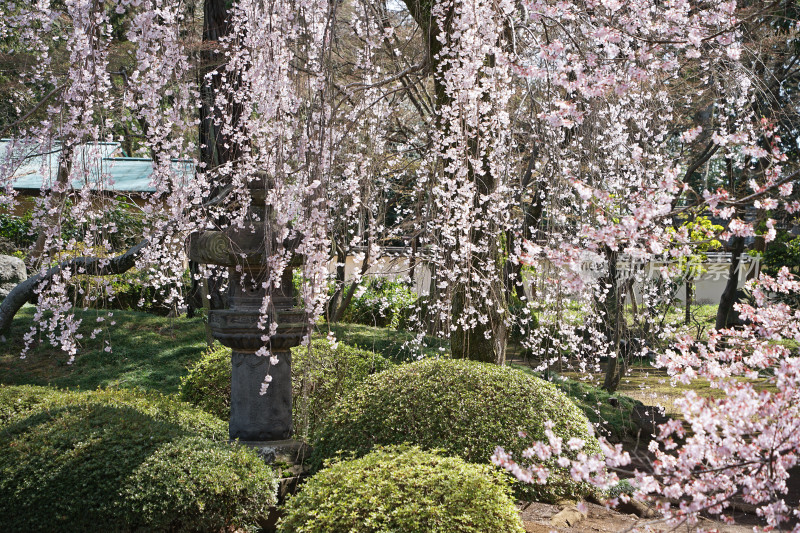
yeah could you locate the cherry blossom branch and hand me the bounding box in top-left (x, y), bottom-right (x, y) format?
top-left (344, 61), bottom-right (427, 90)
top-left (0, 239), bottom-right (148, 333)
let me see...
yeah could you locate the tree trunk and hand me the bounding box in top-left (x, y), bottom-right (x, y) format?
top-left (425, 261), bottom-right (441, 336)
top-left (716, 236), bottom-right (745, 330)
top-left (332, 243), bottom-right (372, 323)
top-left (504, 230), bottom-right (525, 301)
top-left (684, 277), bottom-right (693, 326)
top-left (186, 259), bottom-right (202, 318)
top-left (409, 233), bottom-right (418, 290)
top-left (402, 0), bottom-right (509, 363)
top-left (625, 276), bottom-right (637, 321)
top-left (199, 0), bottom-right (239, 176)
top-left (601, 248), bottom-right (622, 392)
top-left (196, 0), bottom-right (240, 311)
top-left (326, 241), bottom-right (347, 321)
top-left (451, 277), bottom-right (508, 364)
top-left (748, 235), bottom-right (765, 281)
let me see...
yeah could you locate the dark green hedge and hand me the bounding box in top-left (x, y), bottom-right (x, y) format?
top-left (0, 386), bottom-right (277, 532)
top-left (278, 445), bottom-right (525, 533)
top-left (312, 358), bottom-right (602, 502)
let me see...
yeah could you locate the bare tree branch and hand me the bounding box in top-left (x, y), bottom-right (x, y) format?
top-left (0, 84), bottom-right (66, 140)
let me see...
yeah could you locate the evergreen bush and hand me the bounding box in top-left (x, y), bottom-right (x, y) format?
top-left (178, 343), bottom-right (231, 420)
top-left (121, 436), bottom-right (278, 532)
top-left (312, 358), bottom-right (602, 502)
top-left (0, 386), bottom-right (277, 532)
top-left (278, 445), bottom-right (525, 533)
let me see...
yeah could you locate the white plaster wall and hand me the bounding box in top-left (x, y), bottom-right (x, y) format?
top-left (331, 251), bottom-right (757, 305)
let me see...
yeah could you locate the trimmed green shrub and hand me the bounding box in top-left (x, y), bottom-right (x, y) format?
top-left (122, 437), bottom-right (278, 532)
top-left (312, 358), bottom-right (602, 502)
top-left (1, 385), bottom-right (224, 435)
top-left (278, 445), bottom-right (525, 533)
top-left (179, 339), bottom-right (393, 440)
top-left (342, 277), bottom-right (418, 329)
top-left (293, 338), bottom-right (395, 440)
top-left (0, 386), bottom-right (277, 532)
top-left (179, 343), bottom-right (231, 421)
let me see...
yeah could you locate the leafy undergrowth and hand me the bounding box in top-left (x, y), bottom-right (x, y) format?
top-left (0, 309), bottom-right (451, 392)
top-left (613, 366), bottom-right (777, 418)
top-left (0, 306), bottom-right (207, 393)
top-left (525, 363), bottom-right (777, 422)
top-left (323, 322), bottom-right (448, 362)
top-left (510, 364), bottom-right (641, 442)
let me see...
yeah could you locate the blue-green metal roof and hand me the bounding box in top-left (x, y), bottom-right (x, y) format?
top-left (94, 157), bottom-right (195, 192)
top-left (1, 140), bottom-right (194, 193)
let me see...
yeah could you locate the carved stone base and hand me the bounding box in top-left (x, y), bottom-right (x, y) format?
top-left (229, 350), bottom-right (293, 441)
top-left (234, 439), bottom-right (312, 533)
top-left (234, 439), bottom-right (311, 465)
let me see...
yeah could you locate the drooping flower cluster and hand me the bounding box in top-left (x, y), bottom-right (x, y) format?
top-left (496, 270), bottom-right (800, 528)
top-left (490, 2), bottom-right (800, 528)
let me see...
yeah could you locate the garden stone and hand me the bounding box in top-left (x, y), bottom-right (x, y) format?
top-left (631, 403), bottom-right (670, 436)
top-left (256, 446), bottom-right (277, 464)
top-left (238, 440), bottom-right (312, 502)
top-left (550, 505), bottom-right (587, 528)
top-left (0, 255), bottom-right (26, 300)
top-left (240, 439), bottom-right (313, 533)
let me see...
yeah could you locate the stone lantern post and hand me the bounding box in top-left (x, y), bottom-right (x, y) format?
top-left (188, 174), bottom-right (305, 442)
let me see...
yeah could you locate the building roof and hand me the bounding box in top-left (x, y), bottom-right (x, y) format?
top-left (91, 157), bottom-right (195, 193)
top-left (1, 139), bottom-right (193, 193)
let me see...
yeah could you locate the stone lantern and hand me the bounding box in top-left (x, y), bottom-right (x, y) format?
top-left (188, 174), bottom-right (305, 442)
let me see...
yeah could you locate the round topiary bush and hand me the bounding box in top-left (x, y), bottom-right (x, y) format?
top-left (121, 436), bottom-right (279, 532)
top-left (311, 358), bottom-right (602, 502)
top-left (292, 338), bottom-right (394, 440)
top-left (0, 386), bottom-right (278, 532)
top-left (179, 343), bottom-right (231, 420)
top-left (278, 445), bottom-right (525, 533)
top-left (179, 339), bottom-right (393, 440)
